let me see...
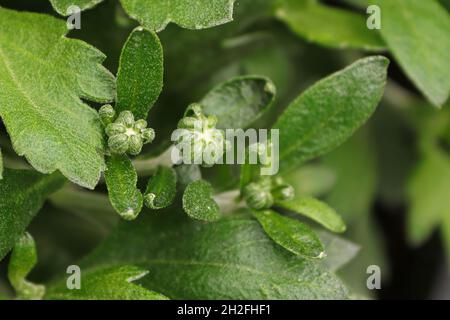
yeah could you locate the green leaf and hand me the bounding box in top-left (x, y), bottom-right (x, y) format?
top-left (281, 164), bottom-right (336, 197)
top-left (323, 128), bottom-right (377, 222)
top-left (49, 0), bottom-right (104, 15)
top-left (201, 76), bottom-right (276, 129)
top-left (252, 209), bottom-right (325, 258)
top-left (376, 0), bottom-right (450, 107)
top-left (116, 27), bottom-right (164, 120)
top-left (144, 166), bottom-right (177, 210)
top-left (0, 8), bottom-right (115, 189)
top-left (8, 232), bottom-right (45, 299)
top-left (120, 0), bottom-right (237, 32)
top-left (273, 56), bottom-right (388, 174)
top-left (276, 0), bottom-right (385, 51)
top-left (407, 148), bottom-right (450, 246)
top-left (80, 211), bottom-right (349, 299)
top-left (182, 180), bottom-right (220, 222)
top-left (105, 155), bottom-right (143, 221)
top-left (0, 169), bottom-right (65, 260)
top-left (46, 265), bottom-right (168, 300)
top-left (318, 231), bottom-right (359, 272)
top-left (277, 197), bottom-right (346, 233)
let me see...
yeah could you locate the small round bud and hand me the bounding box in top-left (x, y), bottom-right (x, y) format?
top-left (134, 119), bottom-right (148, 131)
top-left (105, 123), bottom-right (126, 137)
top-left (108, 134), bottom-right (129, 154)
top-left (116, 110), bottom-right (135, 127)
top-left (243, 182), bottom-right (274, 210)
top-left (128, 134), bottom-right (143, 155)
top-left (272, 185), bottom-right (295, 201)
top-left (141, 128), bottom-right (155, 144)
top-left (99, 104), bottom-right (116, 126)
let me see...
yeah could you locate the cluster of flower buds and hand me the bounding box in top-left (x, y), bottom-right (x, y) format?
top-left (243, 176), bottom-right (294, 210)
top-left (99, 105), bottom-right (155, 156)
top-left (174, 103), bottom-right (229, 167)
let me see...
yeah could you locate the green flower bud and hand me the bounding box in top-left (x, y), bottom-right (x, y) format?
top-left (272, 184), bottom-right (295, 201)
top-left (105, 123), bottom-right (126, 137)
top-left (128, 134), bottom-right (143, 156)
top-left (99, 104), bottom-right (116, 126)
top-left (134, 119), bottom-right (148, 131)
top-left (243, 182), bottom-right (274, 210)
top-left (270, 177), bottom-right (295, 201)
top-left (116, 110), bottom-right (135, 127)
top-left (141, 128), bottom-right (155, 144)
top-left (108, 134), bottom-right (129, 154)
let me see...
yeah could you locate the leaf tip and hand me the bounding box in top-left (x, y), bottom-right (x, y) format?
top-left (120, 208), bottom-right (139, 221)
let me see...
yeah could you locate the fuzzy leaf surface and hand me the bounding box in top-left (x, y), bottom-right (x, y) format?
top-left (0, 8), bottom-right (115, 188)
top-left (273, 56), bottom-right (388, 174)
top-left (116, 27), bottom-right (163, 119)
top-left (277, 197), bottom-right (346, 233)
top-left (376, 0), bottom-right (450, 107)
top-left (120, 0), bottom-right (236, 32)
top-left (105, 155), bottom-right (143, 220)
top-left (46, 265), bottom-right (168, 300)
top-left (252, 209), bottom-right (325, 258)
top-left (144, 166), bottom-right (177, 210)
top-left (81, 211), bottom-right (349, 299)
top-left (201, 76), bottom-right (276, 129)
top-left (183, 180), bottom-right (220, 222)
top-left (276, 0), bottom-right (385, 51)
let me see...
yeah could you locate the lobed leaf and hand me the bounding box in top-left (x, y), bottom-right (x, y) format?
top-left (80, 210), bottom-right (349, 299)
top-left (252, 209), bottom-right (325, 258)
top-left (46, 265), bottom-right (168, 300)
top-left (277, 197), bottom-right (346, 233)
top-left (0, 8), bottom-right (115, 189)
top-left (276, 0), bottom-right (385, 51)
top-left (375, 0), bottom-right (450, 107)
top-left (182, 179), bottom-right (220, 222)
top-left (104, 155), bottom-right (143, 220)
top-left (120, 0), bottom-right (237, 32)
top-left (116, 27), bottom-right (164, 120)
top-left (8, 233), bottom-right (45, 299)
top-left (0, 169), bottom-right (65, 260)
top-left (144, 166), bottom-right (177, 210)
top-left (273, 56), bottom-right (389, 174)
top-left (201, 76), bottom-right (276, 129)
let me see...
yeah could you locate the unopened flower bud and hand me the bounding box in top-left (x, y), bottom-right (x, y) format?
top-left (134, 119), bottom-right (148, 131)
top-left (243, 182), bottom-right (274, 210)
top-left (128, 134), bottom-right (143, 155)
top-left (99, 104), bottom-right (116, 126)
top-left (105, 123), bottom-right (126, 137)
top-left (141, 128), bottom-right (155, 144)
top-left (116, 110), bottom-right (135, 127)
top-left (108, 134), bottom-right (129, 154)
